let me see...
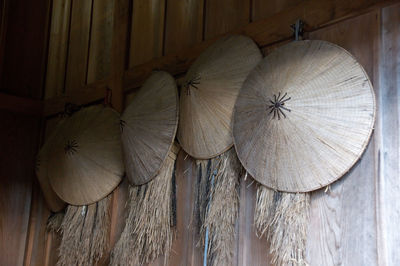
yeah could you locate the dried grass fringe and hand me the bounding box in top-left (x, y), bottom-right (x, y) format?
top-left (47, 212), bottom-right (65, 233)
top-left (255, 185), bottom-right (310, 266)
top-left (57, 195), bottom-right (111, 266)
top-left (194, 148), bottom-right (240, 266)
top-left (110, 146), bottom-right (177, 266)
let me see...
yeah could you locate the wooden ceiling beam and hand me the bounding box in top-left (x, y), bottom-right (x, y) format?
top-left (44, 0), bottom-right (400, 117)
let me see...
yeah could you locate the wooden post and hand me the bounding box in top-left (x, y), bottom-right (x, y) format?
top-left (107, 0), bottom-right (130, 262)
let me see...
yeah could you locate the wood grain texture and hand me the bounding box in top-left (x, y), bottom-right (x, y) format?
top-left (164, 0), bottom-right (204, 55)
top-left (65, 0), bottom-right (92, 93)
top-left (44, 0), bottom-right (400, 116)
top-left (87, 0), bottom-right (114, 83)
top-left (305, 11), bottom-right (379, 265)
top-left (204, 0), bottom-right (250, 39)
top-left (251, 0), bottom-right (302, 21)
top-left (45, 0), bottom-right (71, 99)
top-left (0, 0), bottom-right (51, 99)
top-left (236, 177), bottom-right (272, 266)
top-left (0, 111), bottom-right (41, 266)
top-left (377, 4), bottom-right (400, 265)
top-left (178, 35), bottom-right (262, 159)
top-left (234, 40), bottom-right (376, 192)
top-left (129, 0), bottom-right (165, 67)
top-left (121, 71), bottom-right (178, 185)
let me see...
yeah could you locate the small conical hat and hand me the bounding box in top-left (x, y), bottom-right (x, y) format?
top-left (121, 71), bottom-right (178, 185)
top-left (233, 40), bottom-right (376, 192)
top-left (47, 105), bottom-right (124, 205)
top-left (36, 129), bottom-right (66, 211)
top-left (178, 35), bottom-right (262, 159)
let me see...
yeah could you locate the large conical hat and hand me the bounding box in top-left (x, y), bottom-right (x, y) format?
top-left (178, 35), bottom-right (262, 159)
top-left (36, 129), bottom-right (66, 212)
top-left (46, 105), bottom-right (124, 205)
top-left (233, 40), bottom-right (376, 192)
top-left (121, 71), bottom-right (178, 185)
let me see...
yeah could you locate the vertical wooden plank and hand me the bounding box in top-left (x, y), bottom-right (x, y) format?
top-left (0, 0), bottom-right (51, 99)
top-left (87, 0), bottom-right (115, 83)
top-left (45, 0), bottom-right (72, 99)
top-left (236, 178), bottom-right (272, 266)
top-left (377, 4), bottom-right (400, 265)
top-left (107, 0), bottom-right (130, 263)
top-left (306, 11), bottom-right (379, 266)
top-left (0, 111), bottom-right (41, 266)
top-left (204, 0), bottom-right (250, 39)
top-left (129, 0), bottom-right (165, 67)
top-left (164, 0), bottom-right (204, 55)
top-left (251, 0), bottom-right (302, 22)
top-left (65, 0), bottom-right (92, 93)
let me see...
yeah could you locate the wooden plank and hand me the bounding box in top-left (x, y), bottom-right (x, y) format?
top-left (306, 11), bottom-right (379, 265)
top-left (251, 0), bottom-right (302, 22)
top-left (0, 111), bottom-right (41, 266)
top-left (236, 178), bottom-right (272, 266)
top-left (0, 0), bottom-right (51, 99)
top-left (377, 4), bottom-right (400, 265)
top-left (204, 0), bottom-right (250, 39)
top-left (44, 0), bottom-right (71, 99)
top-left (164, 0), bottom-right (204, 55)
top-left (44, 79), bottom-right (108, 117)
top-left (129, 0), bottom-right (165, 67)
top-left (0, 92), bottom-right (43, 116)
top-left (87, 0), bottom-right (114, 83)
top-left (107, 0), bottom-right (130, 264)
top-left (44, 0), bottom-right (400, 116)
top-left (65, 0), bottom-right (92, 93)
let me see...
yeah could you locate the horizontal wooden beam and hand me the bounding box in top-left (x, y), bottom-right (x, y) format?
top-left (43, 79), bottom-right (108, 116)
top-left (0, 92), bottom-right (43, 116)
top-left (44, 0), bottom-right (400, 117)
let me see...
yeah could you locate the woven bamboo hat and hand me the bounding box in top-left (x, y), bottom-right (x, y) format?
top-left (121, 71), bottom-right (178, 185)
top-left (46, 105), bottom-right (124, 205)
top-left (36, 130), bottom-right (66, 212)
top-left (177, 35), bottom-right (262, 159)
top-left (233, 40), bottom-right (376, 192)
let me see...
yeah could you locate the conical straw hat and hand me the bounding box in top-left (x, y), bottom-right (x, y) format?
top-left (233, 40), bottom-right (376, 192)
top-left (36, 130), bottom-right (66, 212)
top-left (121, 71), bottom-right (178, 185)
top-left (178, 35), bottom-right (262, 159)
top-left (47, 105), bottom-right (124, 205)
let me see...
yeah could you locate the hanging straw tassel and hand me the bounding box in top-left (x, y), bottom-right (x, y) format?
top-left (47, 212), bottom-right (65, 233)
top-left (255, 185), bottom-right (310, 266)
top-left (194, 148), bottom-right (240, 266)
top-left (110, 143), bottom-right (179, 266)
top-left (57, 195), bottom-right (111, 266)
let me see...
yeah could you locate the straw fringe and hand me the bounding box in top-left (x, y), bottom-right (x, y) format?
top-left (194, 148), bottom-right (240, 266)
top-left (110, 146), bottom-right (177, 266)
top-left (47, 212), bottom-right (65, 233)
top-left (255, 186), bottom-right (310, 266)
top-left (57, 195), bottom-right (111, 266)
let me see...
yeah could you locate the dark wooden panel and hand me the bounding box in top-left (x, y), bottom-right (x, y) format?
top-left (45, 0), bottom-right (71, 99)
top-left (377, 4), bottom-right (400, 265)
top-left (65, 0), bottom-right (92, 93)
top-left (0, 111), bottom-right (41, 266)
top-left (44, 0), bottom-right (400, 116)
top-left (306, 11), bottom-right (379, 265)
top-left (129, 0), bottom-right (165, 67)
top-left (204, 0), bottom-right (250, 39)
top-left (251, 0), bottom-right (302, 21)
top-left (0, 0), bottom-right (51, 99)
top-left (87, 0), bottom-right (114, 83)
top-left (164, 0), bottom-right (204, 55)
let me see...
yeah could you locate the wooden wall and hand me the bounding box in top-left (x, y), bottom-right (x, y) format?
top-left (2, 0), bottom-right (400, 265)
